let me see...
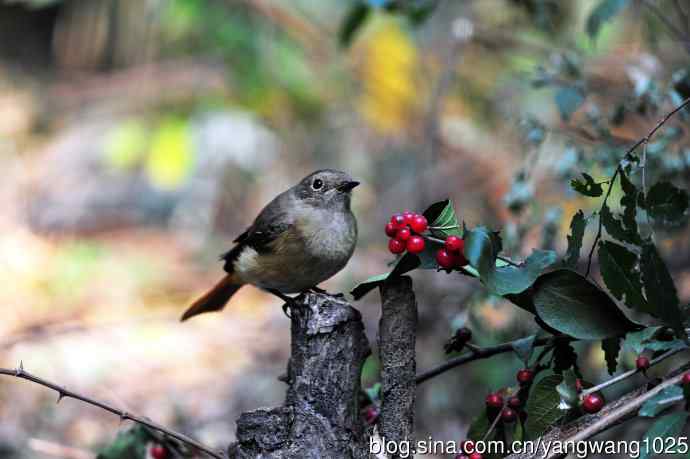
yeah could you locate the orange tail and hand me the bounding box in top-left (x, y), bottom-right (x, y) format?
top-left (181, 274), bottom-right (244, 321)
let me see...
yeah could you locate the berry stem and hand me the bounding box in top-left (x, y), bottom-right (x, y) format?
top-left (581, 348), bottom-right (686, 397)
top-left (481, 399), bottom-right (505, 442)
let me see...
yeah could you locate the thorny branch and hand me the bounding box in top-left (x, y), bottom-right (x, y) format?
top-left (0, 363), bottom-right (225, 459)
top-left (584, 96), bottom-right (690, 277)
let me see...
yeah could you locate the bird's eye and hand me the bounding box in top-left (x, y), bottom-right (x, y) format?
top-left (312, 179), bottom-right (324, 190)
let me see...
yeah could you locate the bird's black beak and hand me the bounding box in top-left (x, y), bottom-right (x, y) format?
top-left (337, 181), bottom-right (360, 193)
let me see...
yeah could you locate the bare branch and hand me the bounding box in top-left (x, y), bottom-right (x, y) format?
top-left (0, 364), bottom-right (225, 459)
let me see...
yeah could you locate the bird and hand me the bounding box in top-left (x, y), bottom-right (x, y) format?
top-left (181, 169), bottom-right (359, 321)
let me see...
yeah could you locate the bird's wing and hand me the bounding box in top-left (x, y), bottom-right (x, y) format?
top-left (220, 191), bottom-right (295, 271)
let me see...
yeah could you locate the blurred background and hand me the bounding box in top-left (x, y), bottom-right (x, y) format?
top-left (0, 0), bottom-right (689, 457)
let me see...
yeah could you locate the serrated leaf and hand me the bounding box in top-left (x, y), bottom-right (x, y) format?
top-left (586, 0), bottom-right (630, 38)
top-left (424, 199), bottom-right (462, 238)
top-left (645, 181), bottom-right (689, 226)
top-left (555, 86), bottom-right (585, 122)
top-left (625, 327), bottom-right (659, 355)
top-left (512, 335), bottom-right (537, 365)
top-left (339, 2), bottom-right (370, 48)
top-left (639, 412), bottom-right (689, 459)
top-left (553, 341), bottom-right (578, 373)
top-left (619, 171), bottom-right (640, 241)
top-left (532, 269), bottom-right (639, 340)
top-left (564, 210), bottom-right (586, 268)
top-left (602, 336), bottom-right (622, 375)
top-left (639, 386), bottom-right (684, 417)
top-left (600, 204), bottom-right (641, 245)
top-left (525, 374), bottom-right (565, 439)
top-left (571, 173), bottom-right (603, 197)
top-left (641, 242), bottom-right (685, 339)
top-left (598, 241), bottom-right (650, 315)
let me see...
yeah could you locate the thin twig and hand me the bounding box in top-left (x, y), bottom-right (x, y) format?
top-left (416, 336), bottom-right (564, 384)
top-left (585, 96), bottom-right (690, 277)
top-left (0, 364), bottom-right (225, 459)
top-left (581, 347), bottom-right (687, 396)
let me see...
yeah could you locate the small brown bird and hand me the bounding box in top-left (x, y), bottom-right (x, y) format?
top-left (181, 169), bottom-right (359, 321)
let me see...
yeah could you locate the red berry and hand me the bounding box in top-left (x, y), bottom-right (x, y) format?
top-left (455, 252), bottom-right (470, 267)
top-left (403, 211), bottom-right (415, 225)
top-left (445, 235), bottom-right (464, 252)
top-left (390, 214), bottom-right (406, 229)
top-left (436, 249), bottom-right (457, 269)
top-left (410, 214), bottom-right (428, 233)
top-left (461, 439), bottom-right (475, 454)
top-left (501, 407), bottom-right (517, 423)
top-left (508, 396), bottom-right (522, 409)
top-left (485, 392), bottom-right (503, 409)
top-left (395, 227), bottom-right (411, 241)
top-left (151, 445), bottom-right (167, 459)
top-left (364, 405), bottom-right (379, 424)
top-left (469, 453), bottom-right (483, 459)
top-left (385, 222), bottom-right (397, 237)
top-left (406, 235), bottom-right (425, 254)
top-left (636, 355), bottom-right (650, 371)
top-left (388, 238), bottom-right (405, 254)
top-left (682, 372), bottom-right (690, 386)
top-left (582, 393), bottom-right (605, 414)
top-left (516, 368), bottom-right (534, 385)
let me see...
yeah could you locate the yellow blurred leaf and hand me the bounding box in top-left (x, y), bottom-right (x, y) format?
top-left (104, 120), bottom-right (149, 170)
top-left (146, 118), bottom-right (193, 190)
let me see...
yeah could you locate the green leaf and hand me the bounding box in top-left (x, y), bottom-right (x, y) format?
top-left (465, 226), bottom-right (555, 296)
top-left (601, 204), bottom-right (641, 245)
top-left (639, 412), bottom-right (689, 459)
top-left (571, 173), bottom-right (603, 197)
top-left (619, 171), bottom-right (640, 242)
top-left (564, 210), bottom-right (586, 268)
top-left (467, 411), bottom-right (492, 442)
top-left (598, 241), bottom-right (650, 315)
top-left (553, 341), bottom-right (578, 373)
top-left (512, 335), bottom-right (537, 365)
top-left (644, 182), bottom-right (689, 226)
top-left (602, 336), bottom-right (622, 375)
top-left (532, 269), bottom-right (639, 340)
top-left (625, 327), bottom-right (660, 355)
top-left (639, 386), bottom-right (684, 417)
top-left (586, 0), bottom-right (630, 38)
top-left (555, 86), bottom-right (585, 122)
top-left (556, 370), bottom-right (579, 408)
top-left (351, 272), bottom-right (391, 300)
top-left (525, 374), bottom-right (566, 439)
top-left (97, 426), bottom-right (150, 459)
top-left (339, 2), bottom-right (370, 48)
top-left (424, 199), bottom-right (462, 239)
top-left (641, 242), bottom-right (684, 339)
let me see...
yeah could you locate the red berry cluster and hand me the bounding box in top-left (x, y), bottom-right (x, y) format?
top-left (436, 235), bottom-right (469, 269)
top-left (385, 212), bottom-right (428, 254)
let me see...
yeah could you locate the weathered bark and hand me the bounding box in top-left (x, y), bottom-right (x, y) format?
top-left (378, 276), bottom-right (417, 455)
top-left (228, 293), bottom-right (371, 459)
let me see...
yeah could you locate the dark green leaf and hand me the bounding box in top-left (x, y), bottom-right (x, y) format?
top-left (555, 86), bottom-right (585, 122)
top-left (598, 241), bottom-right (650, 315)
top-left (97, 426), bottom-right (150, 459)
top-left (645, 182), bottom-right (689, 226)
top-left (467, 411), bottom-right (492, 442)
top-left (553, 341), bottom-right (578, 373)
top-left (602, 336), bottom-right (622, 375)
top-left (619, 171), bottom-right (640, 241)
top-left (339, 2), bottom-right (370, 48)
top-left (532, 269), bottom-right (639, 340)
top-left (639, 386), bottom-right (684, 417)
top-left (489, 250), bottom-right (557, 296)
top-left (601, 203), bottom-right (641, 245)
top-left (639, 412), bottom-right (689, 459)
top-left (512, 335), bottom-right (538, 365)
top-left (525, 374), bottom-right (565, 439)
top-left (571, 173), bottom-right (603, 197)
top-left (564, 210), bottom-right (586, 268)
top-left (625, 327), bottom-right (659, 355)
top-left (425, 199), bottom-right (462, 238)
top-left (641, 242), bottom-right (684, 339)
top-left (586, 0), bottom-right (630, 38)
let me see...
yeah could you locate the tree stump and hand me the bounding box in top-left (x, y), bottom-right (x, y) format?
top-left (228, 293), bottom-right (371, 459)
